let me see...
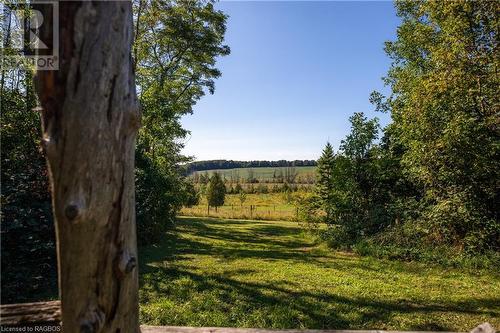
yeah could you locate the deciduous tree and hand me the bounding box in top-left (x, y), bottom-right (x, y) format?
top-left (133, 0), bottom-right (230, 240)
top-left (379, 0), bottom-right (500, 251)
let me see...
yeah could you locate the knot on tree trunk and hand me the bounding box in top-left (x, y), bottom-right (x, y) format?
top-left (79, 304), bottom-right (105, 333)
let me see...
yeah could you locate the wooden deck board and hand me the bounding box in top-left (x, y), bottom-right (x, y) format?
top-left (0, 300), bottom-right (60, 326)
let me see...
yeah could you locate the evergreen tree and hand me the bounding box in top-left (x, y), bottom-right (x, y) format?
top-left (315, 142), bottom-right (336, 222)
top-left (207, 173), bottom-right (226, 211)
top-left (183, 181), bottom-right (200, 207)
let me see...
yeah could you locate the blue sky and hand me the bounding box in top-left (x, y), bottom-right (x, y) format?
top-left (181, 1), bottom-right (400, 161)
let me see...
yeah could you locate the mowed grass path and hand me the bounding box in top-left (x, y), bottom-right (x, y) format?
top-left (139, 217), bottom-right (500, 331)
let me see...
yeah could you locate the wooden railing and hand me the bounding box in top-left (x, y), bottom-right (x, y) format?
top-left (0, 301), bottom-right (60, 327)
top-left (1, 301), bottom-right (496, 333)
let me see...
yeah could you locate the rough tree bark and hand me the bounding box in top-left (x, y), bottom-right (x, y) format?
top-left (34, 2), bottom-right (140, 332)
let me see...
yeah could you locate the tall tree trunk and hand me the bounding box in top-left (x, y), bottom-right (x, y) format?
top-left (34, 2), bottom-right (140, 332)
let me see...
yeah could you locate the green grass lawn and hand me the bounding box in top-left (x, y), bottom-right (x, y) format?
top-left (139, 217), bottom-right (500, 331)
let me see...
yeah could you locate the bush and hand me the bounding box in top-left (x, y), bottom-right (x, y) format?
top-left (135, 151), bottom-right (187, 244)
top-left (422, 193), bottom-right (500, 253)
top-left (256, 184), bottom-right (268, 194)
top-left (295, 192), bottom-right (323, 228)
top-left (1, 80), bottom-right (58, 302)
top-left (320, 225), bottom-right (353, 249)
top-left (352, 239), bottom-right (500, 270)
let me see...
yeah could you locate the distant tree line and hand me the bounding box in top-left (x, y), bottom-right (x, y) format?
top-left (186, 159), bottom-right (317, 174)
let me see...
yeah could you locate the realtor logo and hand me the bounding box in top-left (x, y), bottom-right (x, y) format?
top-left (1, 1), bottom-right (59, 70)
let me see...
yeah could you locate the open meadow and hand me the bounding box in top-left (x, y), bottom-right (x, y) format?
top-left (139, 217), bottom-right (500, 331)
top-left (180, 193), bottom-right (300, 221)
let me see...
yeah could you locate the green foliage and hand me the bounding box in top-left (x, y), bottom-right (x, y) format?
top-left (183, 181), bottom-right (200, 207)
top-left (314, 1), bottom-right (500, 256)
top-left (377, 0), bottom-right (500, 252)
top-left (135, 151), bottom-right (187, 244)
top-left (1, 0), bottom-right (230, 303)
top-left (315, 142), bottom-right (335, 222)
top-left (134, 0), bottom-right (229, 157)
top-left (238, 190), bottom-right (246, 206)
top-left (206, 173), bottom-right (226, 208)
top-left (340, 113), bottom-right (379, 160)
top-left (256, 183), bottom-right (268, 194)
top-left (133, 0), bottom-right (229, 241)
top-left (353, 239), bottom-right (500, 271)
top-left (315, 113), bottom-right (385, 242)
top-left (1, 69), bottom-right (58, 302)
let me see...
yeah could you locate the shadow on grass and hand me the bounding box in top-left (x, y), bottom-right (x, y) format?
top-left (139, 217), bottom-right (500, 330)
top-left (141, 217), bottom-right (317, 263)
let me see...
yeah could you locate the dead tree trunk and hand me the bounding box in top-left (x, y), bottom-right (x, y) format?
top-left (34, 2), bottom-right (140, 332)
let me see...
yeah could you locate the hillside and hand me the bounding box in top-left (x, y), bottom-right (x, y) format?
top-left (191, 166), bottom-right (316, 184)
